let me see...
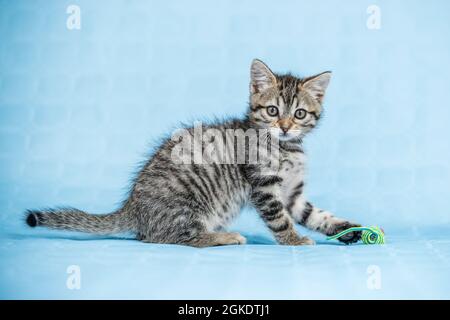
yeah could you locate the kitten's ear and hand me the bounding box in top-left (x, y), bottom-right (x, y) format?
top-left (301, 71), bottom-right (332, 104)
top-left (250, 59), bottom-right (277, 94)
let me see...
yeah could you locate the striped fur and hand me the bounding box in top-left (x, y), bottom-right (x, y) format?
top-left (25, 59), bottom-right (361, 247)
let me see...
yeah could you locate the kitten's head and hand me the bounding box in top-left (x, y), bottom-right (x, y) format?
top-left (248, 59), bottom-right (331, 141)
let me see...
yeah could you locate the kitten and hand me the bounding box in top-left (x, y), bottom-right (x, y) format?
top-left (25, 59), bottom-right (361, 247)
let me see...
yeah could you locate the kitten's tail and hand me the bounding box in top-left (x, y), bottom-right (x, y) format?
top-left (25, 207), bottom-right (136, 235)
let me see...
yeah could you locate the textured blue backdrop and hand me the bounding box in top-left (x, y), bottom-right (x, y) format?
top-left (0, 0), bottom-right (449, 299)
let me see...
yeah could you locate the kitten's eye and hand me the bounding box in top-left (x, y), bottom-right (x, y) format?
top-left (294, 109), bottom-right (307, 120)
top-left (266, 106), bottom-right (279, 117)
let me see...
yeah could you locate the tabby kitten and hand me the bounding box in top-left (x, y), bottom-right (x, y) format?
top-left (26, 59), bottom-right (361, 247)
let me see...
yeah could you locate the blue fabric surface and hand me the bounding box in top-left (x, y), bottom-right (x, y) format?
top-left (1, 0), bottom-right (450, 299)
top-left (1, 221), bottom-right (449, 299)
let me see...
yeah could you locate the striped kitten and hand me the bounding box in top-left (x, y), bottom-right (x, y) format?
top-left (26, 59), bottom-right (361, 247)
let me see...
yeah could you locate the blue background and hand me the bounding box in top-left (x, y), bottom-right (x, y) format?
top-left (0, 0), bottom-right (449, 299)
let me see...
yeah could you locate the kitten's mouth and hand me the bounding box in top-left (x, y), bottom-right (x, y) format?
top-left (269, 128), bottom-right (301, 141)
top-left (278, 132), bottom-right (298, 141)
top-left (279, 134), bottom-right (293, 141)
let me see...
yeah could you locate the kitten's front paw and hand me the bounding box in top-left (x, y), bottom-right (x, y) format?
top-left (332, 222), bottom-right (362, 245)
top-left (292, 236), bottom-right (315, 246)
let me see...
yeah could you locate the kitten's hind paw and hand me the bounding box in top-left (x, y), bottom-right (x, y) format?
top-left (222, 232), bottom-right (247, 245)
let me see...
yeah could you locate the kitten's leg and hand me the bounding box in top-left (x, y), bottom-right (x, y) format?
top-left (140, 231), bottom-right (246, 248)
top-left (289, 195), bottom-right (361, 244)
top-left (181, 232), bottom-right (247, 248)
top-left (251, 189), bottom-right (315, 246)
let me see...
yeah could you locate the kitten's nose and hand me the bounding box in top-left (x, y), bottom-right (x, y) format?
top-left (280, 126), bottom-right (289, 134)
top-left (278, 119), bottom-right (292, 134)
top-left (279, 122), bottom-right (290, 134)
